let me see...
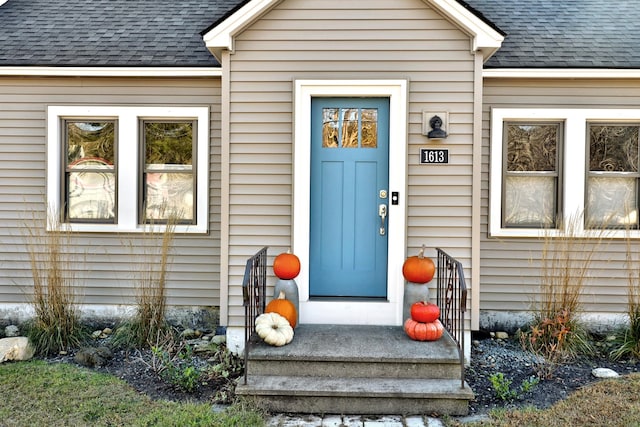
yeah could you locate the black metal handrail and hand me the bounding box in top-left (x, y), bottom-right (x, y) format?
top-left (436, 248), bottom-right (468, 389)
top-left (242, 246), bottom-right (268, 385)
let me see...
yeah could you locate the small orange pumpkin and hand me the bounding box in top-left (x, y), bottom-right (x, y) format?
top-left (404, 318), bottom-right (444, 341)
top-left (402, 245), bottom-right (435, 284)
top-left (273, 251), bottom-right (301, 280)
top-left (265, 291), bottom-right (297, 328)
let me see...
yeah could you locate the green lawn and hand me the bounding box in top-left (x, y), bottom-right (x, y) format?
top-left (0, 360), bottom-right (265, 427)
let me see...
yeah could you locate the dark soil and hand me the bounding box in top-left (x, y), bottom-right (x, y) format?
top-left (44, 331), bottom-right (640, 416)
top-left (467, 332), bottom-right (640, 416)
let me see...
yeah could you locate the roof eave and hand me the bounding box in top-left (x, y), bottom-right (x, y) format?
top-left (0, 66), bottom-right (222, 77)
top-left (202, 0), bottom-right (283, 63)
top-left (427, 0), bottom-right (504, 61)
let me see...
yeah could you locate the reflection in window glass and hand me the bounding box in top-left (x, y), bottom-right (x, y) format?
top-left (321, 107), bottom-right (378, 149)
top-left (587, 124), bottom-right (640, 228)
top-left (503, 123), bottom-right (560, 228)
top-left (65, 121), bottom-right (116, 221)
top-left (361, 109), bottom-right (378, 148)
top-left (143, 121), bottom-right (195, 223)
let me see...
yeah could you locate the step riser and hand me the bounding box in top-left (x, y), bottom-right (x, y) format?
top-left (248, 359), bottom-right (462, 379)
top-left (240, 395), bottom-right (470, 416)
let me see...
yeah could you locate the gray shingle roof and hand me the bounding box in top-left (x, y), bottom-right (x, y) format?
top-left (1, 0), bottom-right (639, 69)
top-left (464, 0), bottom-right (640, 69)
top-left (0, 0), bottom-right (244, 67)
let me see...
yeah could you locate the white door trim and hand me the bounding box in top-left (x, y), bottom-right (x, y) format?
top-left (293, 80), bottom-right (407, 325)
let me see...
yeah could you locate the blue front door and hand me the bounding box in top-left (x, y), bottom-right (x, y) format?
top-left (309, 97), bottom-right (390, 298)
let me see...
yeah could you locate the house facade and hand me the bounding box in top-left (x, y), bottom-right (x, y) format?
top-left (0, 0), bottom-right (637, 354)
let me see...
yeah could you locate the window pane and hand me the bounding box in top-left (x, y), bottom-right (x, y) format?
top-left (586, 176), bottom-right (637, 228)
top-left (341, 108), bottom-right (359, 148)
top-left (67, 171), bottom-right (115, 220)
top-left (322, 108), bottom-right (339, 148)
top-left (361, 109), bottom-right (378, 148)
top-left (144, 122), bottom-right (193, 166)
top-left (589, 125), bottom-right (638, 172)
top-left (504, 176), bottom-right (556, 226)
top-left (66, 121), bottom-right (115, 168)
top-left (506, 124), bottom-right (557, 172)
top-left (145, 172), bottom-right (194, 221)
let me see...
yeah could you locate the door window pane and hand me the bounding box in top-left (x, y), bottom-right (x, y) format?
top-left (143, 121), bottom-right (195, 222)
top-left (361, 109), bottom-right (378, 148)
top-left (65, 121), bottom-right (116, 221)
top-left (321, 107), bottom-right (378, 149)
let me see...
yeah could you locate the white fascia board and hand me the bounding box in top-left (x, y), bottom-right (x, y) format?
top-left (484, 68), bottom-right (640, 79)
top-left (0, 67), bottom-right (221, 77)
top-left (427, 0), bottom-right (504, 60)
top-left (202, 0), bottom-right (280, 61)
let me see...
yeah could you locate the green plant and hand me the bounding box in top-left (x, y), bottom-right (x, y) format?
top-left (151, 342), bottom-right (202, 393)
top-left (23, 209), bottom-right (86, 355)
top-left (489, 372), bottom-right (540, 402)
top-left (204, 342), bottom-right (245, 403)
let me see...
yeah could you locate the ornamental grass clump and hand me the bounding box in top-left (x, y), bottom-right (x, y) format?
top-left (24, 209), bottom-right (86, 355)
top-left (521, 214), bottom-right (606, 377)
top-left (113, 215), bottom-right (177, 349)
top-left (611, 231), bottom-right (640, 360)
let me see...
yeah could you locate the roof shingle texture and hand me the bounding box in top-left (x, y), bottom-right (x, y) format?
top-left (464, 0), bottom-right (640, 69)
top-left (2, 0), bottom-right (640, 69)
top-left (0, 0), bottom-right (244, 67)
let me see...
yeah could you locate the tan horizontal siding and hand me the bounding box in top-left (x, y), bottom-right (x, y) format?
top-left (481, 78), bottom-right (640, 316)
top-left (0, 76), bottom-right (222, 308)
top-left (225, 0), bottom-right (477, 328)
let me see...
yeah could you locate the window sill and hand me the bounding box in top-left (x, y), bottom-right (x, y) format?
top-left (56, 223), bottom-right (208, 234)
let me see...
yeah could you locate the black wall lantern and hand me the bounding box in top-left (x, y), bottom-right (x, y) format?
top-left (427, 115), bottom-right (448, 139)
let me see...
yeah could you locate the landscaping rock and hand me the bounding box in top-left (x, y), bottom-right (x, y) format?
top-left (495, 331), bottom-right (509, 340)
top-left (74, 346), bottom-right (113, 368)
top-left (4, 325), bottom-right (19, 337)
top-left (591, 367), bottom-right (619, 378)
top-left (0, 337), bottom-right (34, 363)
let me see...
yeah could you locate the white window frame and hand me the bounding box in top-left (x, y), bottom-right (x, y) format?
top-left (491, 108), bottom-right (640, 239)
top-left (47, 106), bottom-right (209, 233)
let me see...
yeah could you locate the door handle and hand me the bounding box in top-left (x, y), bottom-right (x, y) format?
top-left (378, 204), bottom-right (387, 236)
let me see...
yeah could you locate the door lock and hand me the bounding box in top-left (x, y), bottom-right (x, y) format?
top-left (378, 204), bottom-right (387, 236)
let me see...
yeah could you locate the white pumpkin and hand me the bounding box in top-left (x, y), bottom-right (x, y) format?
top-left (255, 312), bottom-right (294, 346)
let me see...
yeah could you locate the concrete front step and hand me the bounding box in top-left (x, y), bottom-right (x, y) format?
top-left (240, 324), bottom-right (473, 415)
top-left (236, 375), bottom-right (474, 416)
top-left (247, 324), bottom-right (463, 379)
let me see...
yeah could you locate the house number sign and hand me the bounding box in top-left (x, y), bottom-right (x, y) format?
top-left (420, 148), bottom-right (449, 164)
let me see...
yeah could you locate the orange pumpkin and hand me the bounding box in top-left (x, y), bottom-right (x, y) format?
top-left (273, 252), bottom-right (301, 280)
top-left (404, 318), bottom-right (444, 341)
top-left (402, 245), bottom-right (435, 284)
top-left (265, 291), bottom-right (297, 328)
top-left (410, 301), bottom-right (440, 323)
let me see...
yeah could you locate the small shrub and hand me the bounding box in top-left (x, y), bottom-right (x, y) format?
top-left (204, 342), bottom-right (245, 403)
top-left (489, 372), bottom-right (539, 401)
top-left (151, 342), bottom-right (202, 393)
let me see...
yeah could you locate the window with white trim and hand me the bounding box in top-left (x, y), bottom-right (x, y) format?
top-left (490, 108), bottom-right (640, 238)
top-left (47, 106), bottom-right (209, 233)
